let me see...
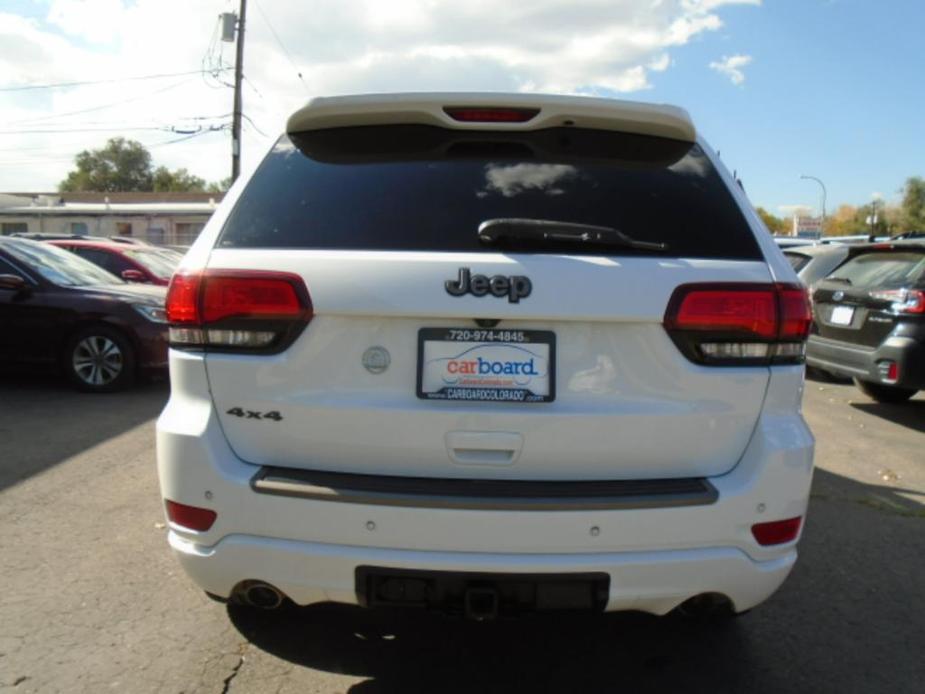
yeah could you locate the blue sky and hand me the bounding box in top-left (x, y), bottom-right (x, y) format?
top-left (0, 0), bottom-right (921, 218)
top-left (648, 0), bottom-right (924, 216)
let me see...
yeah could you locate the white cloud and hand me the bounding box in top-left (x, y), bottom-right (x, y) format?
top-left (0, 0), bottom-right (761, 189)
top-left (709, 53), bottom-right (753, 86)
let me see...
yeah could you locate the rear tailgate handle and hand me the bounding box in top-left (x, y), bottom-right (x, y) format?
top-left (444, 431), bottom-right (524, 466)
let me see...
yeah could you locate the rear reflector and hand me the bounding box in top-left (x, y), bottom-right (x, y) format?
top-left (751, 516), bottom-right (802, 546)
top-left (664, 283), bottom-right (811, 365)
top-left (166, 270), bottom-right (312, 353)
top-left (443, 107), bottom-right (540, 123)
top-left (165, 500), bottom-right (217, 532)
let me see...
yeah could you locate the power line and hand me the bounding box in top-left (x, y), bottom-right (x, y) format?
top-left (3, 78), bottom-right (197, 127)
top-left (0, 68), bottom-right (230, 93)
top-left (0, 126), bottom-right (170, 135)
top-left (252, 0), bottom-right (310, 94)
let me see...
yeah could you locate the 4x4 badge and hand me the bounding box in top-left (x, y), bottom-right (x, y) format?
top-left (445, 268), bottom-right (532, 303)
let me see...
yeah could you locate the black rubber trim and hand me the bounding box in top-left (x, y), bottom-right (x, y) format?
top-left (250, 466), bottom-right (718, 511)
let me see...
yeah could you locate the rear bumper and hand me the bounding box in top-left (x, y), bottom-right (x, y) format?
top-left (806, 334), bottom-right (925, 389)
top-left (169, 531), bottom-right (795, 615)
top-left (157, 355), bottom-right (814, 615)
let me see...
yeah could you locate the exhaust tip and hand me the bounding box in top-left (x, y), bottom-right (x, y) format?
top-left (236, 581), bottom-right (286, 609)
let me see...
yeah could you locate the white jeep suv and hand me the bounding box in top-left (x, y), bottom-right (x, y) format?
top-left (157, 93), bottom-right (814, 619)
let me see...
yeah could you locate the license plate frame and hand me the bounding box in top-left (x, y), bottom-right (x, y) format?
top-left (416, 328), bottom-right (556, 403)
top-left (830, 305), bottom-right (854, 326)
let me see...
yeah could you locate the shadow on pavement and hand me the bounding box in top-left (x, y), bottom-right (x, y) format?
top-left (229, 605), bottom-right (767, 693)
top-left (849, 400), bottom-right (925, 434)
top-left (226, 468), bottom-right (923, 692)
top-left (0, 369), bottom-right (168, 491)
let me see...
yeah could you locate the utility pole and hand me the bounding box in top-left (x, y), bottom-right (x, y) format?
top-left (230, 0), bottom-right (247, 182)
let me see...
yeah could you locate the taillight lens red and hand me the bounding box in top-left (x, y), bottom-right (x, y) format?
top-left (668, 288), bottom-right (777, 339)
top-left (869, 288), bottom-right (925, 314)
top-left (166, 270), bottom-right (312, 353)
top-left (165, 499), bottom-right (217, 532)
top-left (201, 273), bottom-right (304, 322)
top-left (664, 283), bottom-right (810, 365)
top-left (165, 273), bottom-right (202, 324)
top-left (443, 107), bottom-right (540, 123)
top-left (751, 516), bottom-right (802, 546)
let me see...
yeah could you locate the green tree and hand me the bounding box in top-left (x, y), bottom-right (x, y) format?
top-left (59, 137), bottom-right (153, 192)
top-left (152, 166), bottom-right (207, 193)
top-left (59, 138), bottom-right (218, 193)
top-left (206, 177), bottom-right (232, 194)
top-left (755, 206), bottom-right (788, 234)
top-left (900, 176), bottom-right (925, 232)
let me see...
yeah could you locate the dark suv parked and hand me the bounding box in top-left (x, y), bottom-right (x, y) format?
top-left (0, 236), bottom-right (168, 392)
top-left (806, 241), bottom-right (925, 402)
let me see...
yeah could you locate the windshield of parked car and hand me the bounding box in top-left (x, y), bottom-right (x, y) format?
top-left (124, 248), bottom-right (179, 279)
top-left (827, 250), bottom-right (925, 288)
top-left (3, 239), bottom-right (124, 287)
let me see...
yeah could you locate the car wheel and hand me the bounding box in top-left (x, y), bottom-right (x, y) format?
top-left (853, 379), bottom-right (916, 404)
top-left (66, 326), bottom-right (136, 392)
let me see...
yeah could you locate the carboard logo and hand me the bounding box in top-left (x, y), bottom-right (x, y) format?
top-left (447, 356), bottom-right (540, 377)
top-left (445, 268), bottom-right (532, 303)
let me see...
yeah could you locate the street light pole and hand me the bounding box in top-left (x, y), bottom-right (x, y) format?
top-left (800, 175), bottom-right (827, 236)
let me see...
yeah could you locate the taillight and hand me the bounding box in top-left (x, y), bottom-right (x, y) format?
top-left (664, 283), bottom-right (811, 365)
top-left (166, 270), bottom-right (312, 353)
top-left (165, 499), bottom-right (217, 532)
top-left (869, 288), bottom-right (925, 315)
top-left (751, 516), bottom-right (802, 546)
top-left (443, 106), bottom-right (540, 123)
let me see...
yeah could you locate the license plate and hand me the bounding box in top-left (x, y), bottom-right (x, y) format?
top-left (417, 328), bottom-right (556, 403)
top-left (830, 305), bottom-right (854, 326)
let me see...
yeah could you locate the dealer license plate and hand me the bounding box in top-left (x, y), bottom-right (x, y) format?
top-left (417, 328), bottom-right (556, 403)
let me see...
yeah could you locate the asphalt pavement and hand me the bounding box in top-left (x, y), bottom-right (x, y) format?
top-left (0, 371), bottom-right (922, 693)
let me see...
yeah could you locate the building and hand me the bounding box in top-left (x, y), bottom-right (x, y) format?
top-left (0, 191), bottom-right (224, 247)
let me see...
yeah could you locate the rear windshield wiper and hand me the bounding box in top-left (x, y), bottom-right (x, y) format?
top-left (478, 218), bottom-right (669, 252)
top-left (825, 277), bottom-right (852, 285)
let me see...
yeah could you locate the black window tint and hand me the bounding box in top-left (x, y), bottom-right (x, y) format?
top-left (219, 126), bottom-right (761, 260)
top-left (74, 248), bottom-right (127, 275)
top-left (828, 251), bottom-right (925, 288)
top-left (0, 256), bottom-right (25, 278)
top-left (784, 252), bottom-right (810, 272)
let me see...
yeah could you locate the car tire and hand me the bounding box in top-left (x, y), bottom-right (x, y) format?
top-left (853, 379), bottom-right (916, 404)
top-left (65, 326), bottom-right (136, 393)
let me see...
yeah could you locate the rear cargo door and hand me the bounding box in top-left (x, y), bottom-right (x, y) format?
top-left (813, 249), bottom-right (925, 346)
top-left (203, 124), bottom-right (773, 481)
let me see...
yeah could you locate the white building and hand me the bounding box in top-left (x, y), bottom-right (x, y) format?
top-left (0, 191), bottom-right (224, 247)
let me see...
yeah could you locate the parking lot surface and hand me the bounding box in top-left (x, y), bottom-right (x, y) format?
top-left (0, 372), bottom-right (922, 693)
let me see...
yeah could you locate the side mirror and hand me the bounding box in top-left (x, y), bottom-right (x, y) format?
top-left (0, 274), bottom-right (26, 291)
top-left (121, 269), bottom-right (146, 282)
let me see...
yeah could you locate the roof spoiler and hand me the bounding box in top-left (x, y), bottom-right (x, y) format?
top-left (286, 92), bottom-right (696, 143)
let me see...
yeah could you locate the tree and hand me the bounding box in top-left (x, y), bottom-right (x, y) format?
top-left (153, 167), bottom-right (207, 193)
top-left (755, 206), bottom-right (788, 235)
top-left (59, 138), bottom-right (221, 193)
top-left (206, 177), bottom-right (232, 194)
top-left (60, 137), bottom-right (153, 192)
top-left (900, 176), bottom-right (925, 232)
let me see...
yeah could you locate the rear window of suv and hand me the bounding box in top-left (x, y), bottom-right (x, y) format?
top-left (219, 125), bottom-right (762, 260)
top-left (827, 250), bottom-right (925, 288)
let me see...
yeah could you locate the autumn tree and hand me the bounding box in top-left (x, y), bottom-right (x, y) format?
top-left (755, 206), bottom-right (788, 234)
